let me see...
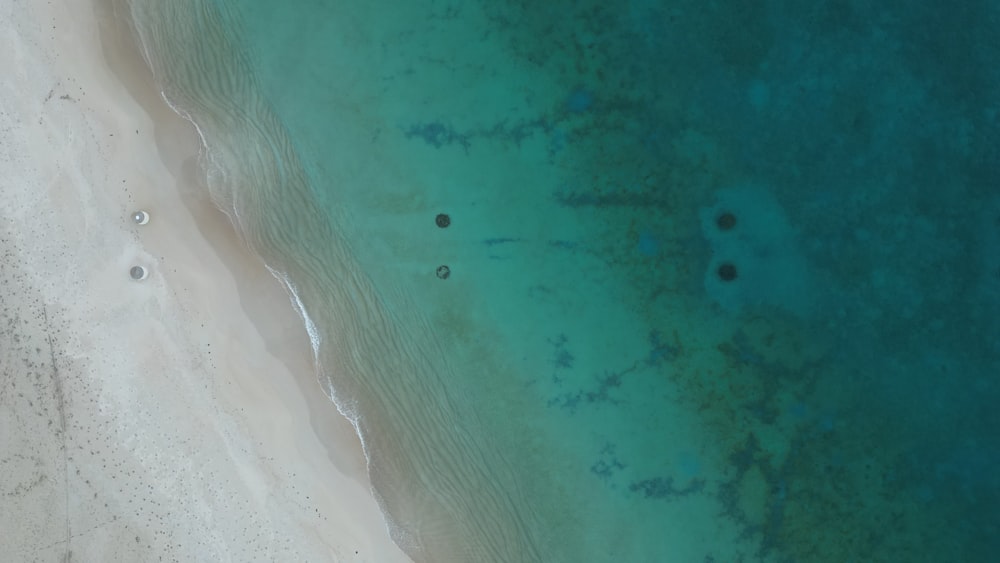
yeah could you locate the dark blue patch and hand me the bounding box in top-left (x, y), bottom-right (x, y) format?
top-left (547, 334), bottom-right (574, 369)
top-left (553, 348), bottom-right (574, 369)
top-left (646, 330), bottom-right (676, 365)
top-left (548, 240), bottom-right (578, 250)
top-left (547, 391), bottom-right (582, 412)
top-left (403, 121), bottom-right (470, 149)
top-left (566, 87), bottom-right (594, 113)
top-left (591, 443), bottom-right (627, 482)
top-left (637, 231), bottom-right (660, 257)
top-left (482, 237), bottom-right (520, 246)
top-left (629, 476), bottom-right (706, 499)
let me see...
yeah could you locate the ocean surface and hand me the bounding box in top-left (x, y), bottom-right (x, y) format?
top-left (125, 0), bottom-right (1000, 561)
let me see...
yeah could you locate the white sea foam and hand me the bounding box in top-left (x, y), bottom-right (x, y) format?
top-left (263, 264), bottom-right (322, 370)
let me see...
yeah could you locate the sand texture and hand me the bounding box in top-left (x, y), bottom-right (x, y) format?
top-left (0, 1), bottom-right (410, 561)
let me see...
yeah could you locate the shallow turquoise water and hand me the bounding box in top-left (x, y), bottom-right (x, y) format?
top-left (128, 0), bottom-right (1000, 561)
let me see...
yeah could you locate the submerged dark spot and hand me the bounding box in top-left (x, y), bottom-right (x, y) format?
top-left (717, 263), bottom-right (738, 281)
top-left (436, 213), bottom-right (451, 228)
top-left (716, 211), bottom-right (737, 231)
top-left (566, 87), bottom-right (593, 113)
top-left (436, 265), bottom-right (451, 279)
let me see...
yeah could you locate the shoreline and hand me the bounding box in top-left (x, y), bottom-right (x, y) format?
top-left (96, 0), bottom-right (373, 491)
top-left (0, 0), bottom-right (410, 560)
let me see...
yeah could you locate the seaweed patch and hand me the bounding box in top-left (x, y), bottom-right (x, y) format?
top-left (629, 476), bottom-right (705, 500)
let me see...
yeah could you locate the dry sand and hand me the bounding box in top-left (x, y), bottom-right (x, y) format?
top-left (0, 0), bottom-right (410, 561)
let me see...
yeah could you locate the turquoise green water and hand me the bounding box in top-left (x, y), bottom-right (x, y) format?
top-left (126, 0), bottom-right (999, 561)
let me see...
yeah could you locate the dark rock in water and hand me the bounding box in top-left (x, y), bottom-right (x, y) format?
top-left (716, 211), bottom-right (737, 231)
top-left (717, 263), bottom-right (738, 281)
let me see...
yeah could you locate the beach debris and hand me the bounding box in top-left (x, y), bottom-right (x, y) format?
top-left (132, 210), bottom-right (150, 225)
top-left (435, 213), bottom-right (451, 228)
top-left (129, 266), bottom-right (148, 281)
top-left (436, 265), bottom-right (451, 279)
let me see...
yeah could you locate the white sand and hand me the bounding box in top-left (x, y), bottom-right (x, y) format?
top-left (0, 1), bottom-right (410, 561)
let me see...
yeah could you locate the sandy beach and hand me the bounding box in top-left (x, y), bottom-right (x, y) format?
top-left (0, 0), bottom-right (410, 560)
